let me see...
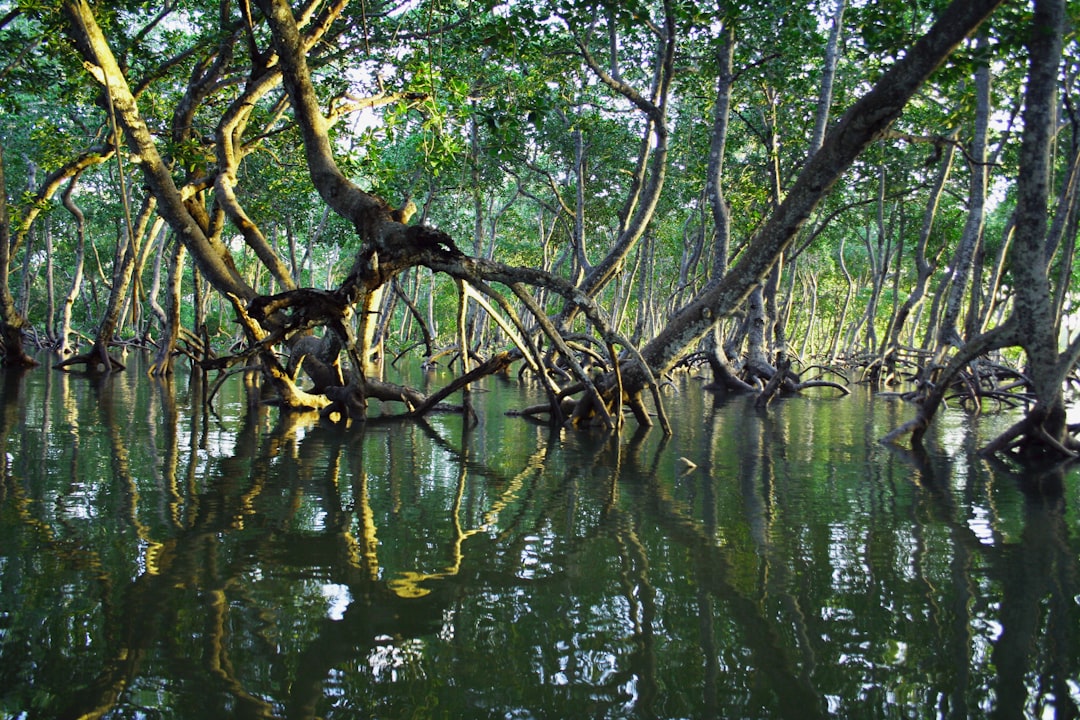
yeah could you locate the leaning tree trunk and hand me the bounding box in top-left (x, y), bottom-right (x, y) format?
top-left (555, 0), bottom-right (676, 327)
top-left (62, 0), bottom-right (255, 304)
top-left (810, 0), bottom-right (847, 153)
top-left (975, 217), bottom-right (1015, 334)
top-left (629, 0), bottom-right (1003, 393)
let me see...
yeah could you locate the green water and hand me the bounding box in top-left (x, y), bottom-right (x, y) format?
top-left (1, 354), bottom-right (1078, 719)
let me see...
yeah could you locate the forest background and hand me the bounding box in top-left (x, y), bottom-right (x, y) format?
top-left (0, 0), bottom-right (1077, 461)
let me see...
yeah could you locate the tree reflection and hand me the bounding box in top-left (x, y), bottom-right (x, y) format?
top-left (0, 371), bottom-right (1078, 718)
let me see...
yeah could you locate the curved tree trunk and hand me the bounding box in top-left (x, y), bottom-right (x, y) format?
top-left (701, 27), bottom-right (753, 392)
top-left (56, 192), bottom-right (155, 373)
top-left (0, 137), bottom-right (113, 364)
top-left (62, 0), bottom-right (256, 303)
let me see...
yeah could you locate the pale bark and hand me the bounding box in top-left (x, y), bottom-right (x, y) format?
top-left (857, 171), bottom-right (891, 357)
top-left (254, 0), bottom-right (391, 243)
top-left (1, 140), bottom-right (112, 365)
top-left (44, 220), bottom-right (56, 344)
top-left (103, 197), bottom-right (154, 343)
top-left (706, 27), bottom-right (735, 278)
top-left (700, 28), bottom-right (749, 391)
top-left (571, 127), bottom-right (590, 281)
top-left (214, 67), bottom-right (298, 292)
top-left (810, 0), bottom-right (847, 152)
top-left (936, 33), bottom-right (991, 350)
top-left (1048, 148), bottom-right (1080, 332)
top-left (59, 175), bottom-right (88, 358)
top-left (885, 132), bottom-right (958, 365)
top-left (149, 238), bottom-right (186, 376)
top-left (976, 217), bottom-right (1014, 333)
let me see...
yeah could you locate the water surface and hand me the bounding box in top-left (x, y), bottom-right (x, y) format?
top-left (1, 355), bottom-right (1078, 719)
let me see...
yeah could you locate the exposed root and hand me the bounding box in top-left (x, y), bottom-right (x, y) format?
top-left (54, 345), bottom-right (126, 374)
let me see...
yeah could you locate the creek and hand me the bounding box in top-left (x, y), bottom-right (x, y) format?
top-left (1, 353), bottom-right (1078, 719)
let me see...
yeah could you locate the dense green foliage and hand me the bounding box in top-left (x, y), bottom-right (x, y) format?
top-left (0, 0), bottom-right (1078, 453)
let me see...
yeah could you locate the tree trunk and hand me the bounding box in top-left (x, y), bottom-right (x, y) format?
top-left (885, 132), bottom-right (958, 373)
top-left (631, 0), bottom-right (1002, 389)
top-left (798, 270), bottom-right (819, 359)
top-left (887, 0), bottom-right (1071, 457)
top-left (570, 126), bottom-right (590, 283)
top-left (1003, 0), bottom-right (1068, 451)
top-left (864, 168), bottom-right (891, 356)
top-left (936, 33), bottom-right (990, 351)
top-left (44, 220), bottom-right (56, 345)
top-left (828, 237), bottom-right (854, 364)
top-left (1048, 148), bottom-right (1080, 333)
top-left (0, 145), bottom-right (37, 367)
top-left (744, 286), bottom-right (771, 380)
top-left (556, 0), bottom-right (676, 325)
top-left (59, 173), bottom-right (87, 358)
top-left (62, 0), bottom-right (255, 303)
top-left (810, 0), bottom-right (847, 152)
top-left (707, 27), bottom-right (735, 279)
top-left (702, 26), bottom-right (748, 391)
top-left (60, 191), bottom-right (154, 373)
top-left (150, 238), bottom-right (186, 376)
top-left (976, 218), bottom-right (1014, 333)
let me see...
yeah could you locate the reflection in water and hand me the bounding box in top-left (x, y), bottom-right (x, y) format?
top-left (0, 357), bottom-right (1078, 719)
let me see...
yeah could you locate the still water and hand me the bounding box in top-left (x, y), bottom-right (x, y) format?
top-left (0, 354), bottom-right (1078, 719)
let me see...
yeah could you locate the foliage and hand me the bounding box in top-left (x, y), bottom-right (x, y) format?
top-left (0, 0), bottom-right (1075, 402)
